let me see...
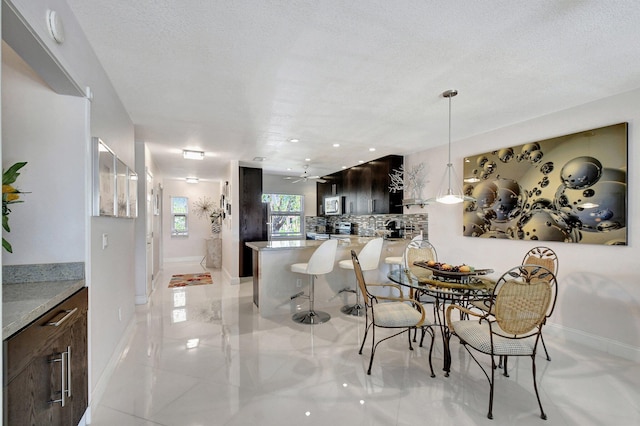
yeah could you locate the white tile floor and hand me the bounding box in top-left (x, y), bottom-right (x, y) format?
top-left (89, 262), bottom-right (640, 426)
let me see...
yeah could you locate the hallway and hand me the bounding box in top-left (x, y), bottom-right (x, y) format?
top-left (89, 261), bottom-right (640, 425)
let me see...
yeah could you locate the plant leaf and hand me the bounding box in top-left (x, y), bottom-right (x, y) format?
top-left (2, 237), bottom-right (13, 253)
top-left (2, 162), bottom-right (27, 185)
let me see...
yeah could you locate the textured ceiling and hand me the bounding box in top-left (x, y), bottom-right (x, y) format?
top-left (66, 0), bottom-right (640, 182)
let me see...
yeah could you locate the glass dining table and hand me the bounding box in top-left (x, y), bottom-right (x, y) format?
top-left (387, 267), bottom-right (496, 376)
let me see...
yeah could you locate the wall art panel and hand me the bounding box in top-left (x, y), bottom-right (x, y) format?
top-left (462, 122), bottom-right (627, 245)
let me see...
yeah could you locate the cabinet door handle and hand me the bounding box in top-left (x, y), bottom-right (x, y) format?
top-left (49, 347), bottom-right (69, 407)
top-left (66, 345), bottom-right (72, 398)
top-left (46, 307), bottom-right (78, 327)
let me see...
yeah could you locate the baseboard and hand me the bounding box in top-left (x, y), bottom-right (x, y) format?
top-left (134, 294), bottom-right (148, 305)
top-left (164, 256), bottom-right (202, 263)
top-left (87, 317), bottom-right (137, 423)
top-left (222, 265), bottom-right (240, 285)
top-left (545, 323), bottom-right (640, 363)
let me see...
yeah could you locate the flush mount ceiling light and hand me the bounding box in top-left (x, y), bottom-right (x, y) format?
top-left (185, 177), bottom-right (199, 184)
top-left (429, 89), bottom-right (475, 205)
top-left (183, 150), bottom-right (204, 160)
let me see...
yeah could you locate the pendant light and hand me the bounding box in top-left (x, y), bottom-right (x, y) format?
top-left (430, 89), bottom-right (474, 204)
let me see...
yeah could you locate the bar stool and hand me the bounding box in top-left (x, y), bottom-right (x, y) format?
top-left (337, 238), bottom-right (383, 316)
top-left (290, 239), bottom-right (338, 325)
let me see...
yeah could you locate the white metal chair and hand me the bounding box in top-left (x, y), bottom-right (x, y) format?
top-left (290, 239), bottom-right (338, 324)
top-left (337, 237), bottom-right (384, 316)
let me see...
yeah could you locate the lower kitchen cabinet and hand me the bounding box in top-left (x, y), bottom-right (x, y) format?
top-left (3, 287), bottom-right (88, 426)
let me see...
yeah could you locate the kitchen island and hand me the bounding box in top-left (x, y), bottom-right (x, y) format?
top-left (246, 238), bottom-right (406, 318)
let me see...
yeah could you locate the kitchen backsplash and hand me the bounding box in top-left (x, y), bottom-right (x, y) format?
top-left (305, 213), bottom-right (428, 239)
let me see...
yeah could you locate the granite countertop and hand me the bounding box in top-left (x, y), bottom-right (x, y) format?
top-left (3, 262), bottom-right (86, 340)
top-left (3, 279), bottom-right (85, 339)
top-left (246, 237), bottom-right (406, 252)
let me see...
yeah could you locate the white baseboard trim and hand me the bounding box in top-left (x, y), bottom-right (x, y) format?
top-left (134, 294), bottom-right (148, 305)
top-left (222, 266), bottom-right (240, 285)
top-left (164, 256), bottom-right (202, 263)
top-left (545, 323), bottom-right (640, 363)
top-left (87, 317), bottom-right (137, 423)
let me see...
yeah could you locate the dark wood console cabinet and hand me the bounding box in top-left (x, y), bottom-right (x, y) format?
top-left (3, 287), bottom-right (88, 426)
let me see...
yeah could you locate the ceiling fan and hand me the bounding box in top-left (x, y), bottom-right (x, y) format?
top-left (283, 165), bottom-right (327, 184)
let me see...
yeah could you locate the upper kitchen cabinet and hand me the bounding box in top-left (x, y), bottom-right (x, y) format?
top-left (316, 155), bottom-right (403, 215)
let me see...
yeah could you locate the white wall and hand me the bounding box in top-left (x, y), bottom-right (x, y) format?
top-left (3, 1), bottom-right (138, 418)
top-left (263, 173), bottom-right (318, 217)
top-left (406, 88), bottom-right (640, 360)
top-left (2, 43), bottom-right (86, 264)
top-left (162, 179), bottom-right (221, 261)
top-left (221, 161), bottom-right (240, 283)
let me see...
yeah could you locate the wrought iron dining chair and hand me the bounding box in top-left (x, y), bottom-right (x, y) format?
top-left (403, 239), bottom-right (438, 345)
top-left (471, 246), bottom-right (558, 361)
top-left (352, 250), bottom-right (436, 377)
top-left (446, 265), bottom-right (558, 420)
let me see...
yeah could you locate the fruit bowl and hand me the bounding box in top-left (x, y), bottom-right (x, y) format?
top-left (413, 261), bottom-right (493, 280)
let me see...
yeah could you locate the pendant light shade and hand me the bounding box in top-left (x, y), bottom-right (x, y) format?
top-left (429, 89), bottom-right (474, 205)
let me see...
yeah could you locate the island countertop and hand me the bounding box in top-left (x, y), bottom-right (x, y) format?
top-left (3, 279), bottom-right (86, 339)
top-left (245, 237), bottom-right (407, 317)
top-left (246, 237), bottom-right (406, 252)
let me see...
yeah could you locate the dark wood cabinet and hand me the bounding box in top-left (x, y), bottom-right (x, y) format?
top-left (317, 155), bottom-right (403, 215)
top-left (239, 166), bottom-right (266, 277)
top-left (4, 287), bottom-right (88, 426)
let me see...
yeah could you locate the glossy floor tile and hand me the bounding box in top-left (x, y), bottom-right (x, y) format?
top-left (89, 262), bottom-right (640, 425)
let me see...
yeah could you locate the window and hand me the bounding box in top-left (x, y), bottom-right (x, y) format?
top-left (262, 194), bottom-right (304, 239)
top-left (171, 196), bottom-right (189, 236)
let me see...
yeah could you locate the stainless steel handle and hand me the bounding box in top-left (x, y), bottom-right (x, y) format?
top-left (66, 345), bottom-right (72, 398)
top-left (49, 348), bottom-right (69, 407)
top-left (46, 308), bottom-right (78, 327)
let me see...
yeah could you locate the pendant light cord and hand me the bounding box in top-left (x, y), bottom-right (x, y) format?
top-left (447, 92), bottom-right (453, 191)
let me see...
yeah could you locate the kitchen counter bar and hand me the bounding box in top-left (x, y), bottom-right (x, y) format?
top-left (246, 238), bottom-right (406, 317)
top-left (3, 279), bottom-right (85, 339)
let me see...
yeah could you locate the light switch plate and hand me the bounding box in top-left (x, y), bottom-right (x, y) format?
top-left (102, 233), bottom-right (108, 249)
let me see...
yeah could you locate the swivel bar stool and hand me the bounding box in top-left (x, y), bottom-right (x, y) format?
top-left (338, 237), bottom-right (383, 316)
top-left (291, 239), bottom-right (338, 325)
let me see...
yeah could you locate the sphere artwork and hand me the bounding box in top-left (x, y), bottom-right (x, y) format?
top-left (484, 178), bottom-right (527, 223)
top-left (463, 212), bottom-right (490, 237)
top-left (462, 123), bottom-right (627, 245)
top-left (516, 208), bottom-right (581, 242)
top-left (554, 180), bottom-right (626, 232)
top-left (497, 148), bottom-right (514, 163)
top-left (560, 156), bottom-right (603, 189)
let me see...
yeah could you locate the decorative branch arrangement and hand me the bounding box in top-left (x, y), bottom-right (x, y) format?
top-left (389, 165), bottom-right (404, 193)
top-left (405, 163), bottom-right (426, 200)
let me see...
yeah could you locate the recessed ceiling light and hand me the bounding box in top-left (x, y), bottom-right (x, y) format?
top-left (253, 156), bottom-right (266, 161)
top-left (369, 147), bottom-right (376, 152)
top-left (341, 166), bottom-right (347, 169)
top-left (185, 177), bottom-right (199, 183)
top-left (358, 160), bottom-right (364, 163)
top-left (183, 150), bottom-right (204, 160)
top-left (287, 167), bottom-right (292, 171)
top-left (305, 158), bottom-right (311, 162)
top-left (289, 139), bottom-right (299, 143)
top-left (333, 143), bottom-right (340, 147)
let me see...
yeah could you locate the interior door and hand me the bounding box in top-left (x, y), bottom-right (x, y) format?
top-left (146, 171), bottom-right (154, 294)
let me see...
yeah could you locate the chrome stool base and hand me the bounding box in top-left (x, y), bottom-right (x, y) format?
top-left (292, 310), bottom-right (331, 325)
top-left (341, 303), bottom-right (364, 316)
